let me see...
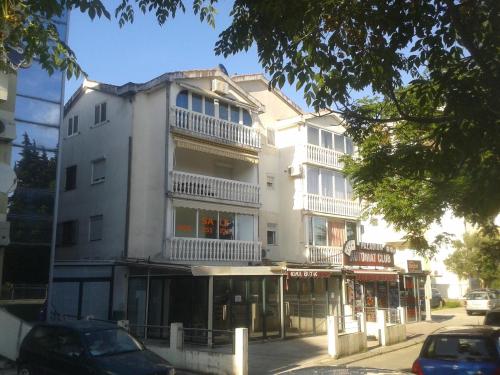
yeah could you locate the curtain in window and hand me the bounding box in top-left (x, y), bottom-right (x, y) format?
top-left (328, 220), bottom-right (345, 246)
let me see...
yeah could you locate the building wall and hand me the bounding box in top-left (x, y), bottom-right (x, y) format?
top-left (57, 90), bottom-right (132, 260)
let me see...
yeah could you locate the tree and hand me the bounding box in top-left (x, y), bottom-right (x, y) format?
top-left (444, 232), bottom-right (500, 288)
top-left (2, 0), bottom-right (499, 252)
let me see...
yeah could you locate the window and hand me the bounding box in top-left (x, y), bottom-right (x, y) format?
top-left (65, 165), bottom-right (77, 191)
top-left (327, 220), bottom-right (346, 246)
top-left (242, 109), bottom-right (252, 126)
top-left (345, 137), bottom-right (354, 155)
top-left (67, 115), bottom-right (78, 136)
top-left (175, 207), bottom-right (196, 237)
top-left (230, 106), bottom-right (240, 123)
top-left (267, 129), bottom-right (276, 146)
top-left (308, 216), bottom-right (348, 247)
top-left (54, 329), bottom-right (84, 358)
top-left (307, 127), bottom-right (319, 145)
top-left (219, 102), bottom-right (229, 120)
top-left (267, 223), bottom-right (277, 245)
top-left (346, 222), bottom-right (357, 242)
top-left (198, 210), bottom-right (218, 239)
top-left (321, 170), bottom-right (333, 196)
top-left (89, 215), bottom-right (103, 241)
top-left (94, 102), bottom-right (107, 125)
top-left (321, 131), bottom-right (333, 149)
top-left (219, 212), bottom-right (235, 240)
top-left (334, 134), bottom-right (345, 152)
top-left (192, 93), bottom-right (203, 113)
top-left (346, 179), bottom-right (354, 200)
top-left (176, 90), bottom-right (188, 109)
top-left (91, 158), bottom-right (106, 184)
top-left (311, 217), bottom-right (327, 246)
top-left (205, 97), bottom-right (215, 117)
top-left (266, 174), bottom-right (275, 189)
top-left (334, 172), bottom-right (346, 199)
top-left (307, 167), bottom-right (320, 194)
top-left (58, 221), bottom-right (78, 245)
top-left (236, 214), bottom-right (253, 241)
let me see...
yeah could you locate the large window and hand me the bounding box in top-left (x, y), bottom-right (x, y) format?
top-left (68, 115), bottom-right (78, 136)
top-left (176, 90), bottom-right (188, 109)
top-left (307, 126), bottom-right (353, 154)
top-left (192, 93), bottom-right (203, 113)
top-left (308, 217), bottom-right (350, 247)
top-left (58, 220), bottom-right (78, 246)
top-left (307, 127), bottom-right (319, 145)
top-left (94, 102), bottom-right (107, 125)
top-left (65, 165), bottom-right (77, 191)
top-left (307, 167), bottom-right (320, 194)
top-left (205, 97), bottom-right (215, 117)
top-left (307, 166), bottom-right (351, 199)
top-left (174, 207), bottom-right (254, 241)
top-left (219, 102), bottom-right (229, 120)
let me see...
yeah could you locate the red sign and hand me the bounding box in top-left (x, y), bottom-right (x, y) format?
top-left (346, 250), bottom-right (394, 267)
top-left (287, 271), bottom-right (332, 278)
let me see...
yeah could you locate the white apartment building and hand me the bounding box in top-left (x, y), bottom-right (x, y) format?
top-left (53, 67), bottom-right (405, 341)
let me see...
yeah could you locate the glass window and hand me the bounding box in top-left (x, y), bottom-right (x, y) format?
top-left (321, 131), bottom-right (333, 149)
top-left (174, 207), bottom-right (197, 238)
top-left (85, 329), bottom-right (142, 357)
top-left (242, 109), bottom-right (252, 126)
top-left (346, 179), bottom-right (354, 200)
top-left (16, 62), bottom-right (63, 102)
top-left (328, 220), bottom-right (345, 247)
top-left (321, 169), bottom-right (333, 197)
top-left (267, 223), bottom-right (277, 245)
top-left (58, 220), bottom-right (78, 245)
top-left (199, 210), bottom-right (217, 239)
top-left (346, 222), bottom-right (357, 242)
top-left (313, 217), bottom-right (327, 246)
top-left (67, 115), bottom-right (78, 136)
top-left (205, 97), bottom-right (215, 117)
top-left (307, 167), bottom-right (319, 194)
top-left (267, 129), bottom-right (275, 146)
top-left (219, 102), bottom-right (229, 120)
top-left (236, 214), bottom-right (253, 241)
top-left (334, 172), bottom-right (345, 199)
top-left (14, 122), bottom-right (59, 150)
top-left (15, 96), bottom-right (61, 126)
top-left (307, 217), bottom-right (314, 245)
top-left (307, 127), bottom-right (319, 145)
top-left (91, 158), bottom-right (106, 183)
top-left (230, 106), bottom-right (240, 123)
top-left (176, 90), bottom-right (188, 109)
top-left (94, 102), bottom-right (106, 124)
top-left (89, 215), bottom-right (103, 241)
top-left (345, 137), bottom-right (354, 155)
top-left (65, 165), bottom-right (77, 191)
top-left (334, 134), bottom-right (345, 152)
top-left (192, 93), bottom-right (203, 113)
top-left (266, 175), bottom-right (275, 189)
top-left (219, 212), bottom-right (235, 240)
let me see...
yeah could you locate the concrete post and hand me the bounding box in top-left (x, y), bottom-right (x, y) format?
top-left (344, 304), bottom-right (353, 317)
top-left (377, 310), bottom-right (386, 346)
top-left (327, 315), bottom-right (339, 358)
top-left (397, 306), bottom-right (406, 325)
top-left (357, 312), bottom-right (366, 334)
top-left (425, 274), bottom-right (432, 321)
top-left (170, 322), bottom-right (183, 351)
top-left (207, 276), bottom-right (213, 348)
top-left (234, 328), bottom-right (248, 375)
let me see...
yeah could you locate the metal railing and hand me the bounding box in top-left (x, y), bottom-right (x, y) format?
top-left (171, 107), bottom-right (261, 149)
top-left (337, 314), bottom-right (361, 334)
top-left (172, 171), bottom-right (260, 205)
top-left (0, 284), bottom-right (47, 300)
top-left (129, 324), bottom-right (171, 344)
top-left (379, 308), bottom-right (402, 325)
top-left (307, 245), bottom-right (343, 265)
top-left (170, 237), bottom-right (262, 262)
top-left (303, 193), bottom-right (361, 218)
top-left (181, 327), bottom-right (235, 353)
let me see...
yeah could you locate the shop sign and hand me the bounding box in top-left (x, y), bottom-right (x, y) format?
top-left (407, 260), bottom-right (422, 273)
top-left (287, 270), bottom-right (331, 278)
top-left (347, 250), bottom-right (394, 267)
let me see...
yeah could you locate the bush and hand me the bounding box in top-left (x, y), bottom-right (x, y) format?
top-left (444, 300), bottom-right (462, 308)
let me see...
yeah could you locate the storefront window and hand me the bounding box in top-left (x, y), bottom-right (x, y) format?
top-left (175, 207), bottom-right (197, 238)
top-left (219, 213), bottom-right (234, 240)
top-left (198, 210), bottom-right (218, 239)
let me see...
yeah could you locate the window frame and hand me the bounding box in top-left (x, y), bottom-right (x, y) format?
top-left (91, 158), bottom-right (106, 185)
top-left (59, 220), bottom-right (78, 246)
top-left (267, 223), bottom-right (278, 246)
top-left (67, 115), bottom-right (79, 137)
top-left (89, 215), bottom-right (103, 242)
top-left (94, 102), bottom-right (107, 126)
top-left (64, 165), bottom-right (77, 191)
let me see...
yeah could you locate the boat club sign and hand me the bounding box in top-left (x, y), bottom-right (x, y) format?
top-left (343, 240), bottom-right (395, 267)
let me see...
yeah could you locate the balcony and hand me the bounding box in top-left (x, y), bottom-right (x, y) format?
top-left (170, 107), bottom-right (261, 149)
top-left (307, 245), bottom-right (343, 265)
top-left (170, 237), bottom-right (261, 262)
top-left (172, 171), bottom-right (260, 205)
top-left (304, 144), bottom-right (343, 169)
top-left (304, 193), bottom-right (361, 218)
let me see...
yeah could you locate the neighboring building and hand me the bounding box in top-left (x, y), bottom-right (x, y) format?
top-left (0, 12), bottom-right (69, 294)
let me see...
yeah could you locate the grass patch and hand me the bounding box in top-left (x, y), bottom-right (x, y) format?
top-left (444, 300), bottom-right (462, 308)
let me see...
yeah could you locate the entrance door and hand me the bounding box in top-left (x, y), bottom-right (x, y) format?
top-left (313, 279), bottom-right (328, 334)
top-left (405, 276), bottom-right (418, 322)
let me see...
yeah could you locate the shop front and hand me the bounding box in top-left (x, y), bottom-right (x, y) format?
top-left (398, 260), bottom-right (427, 322)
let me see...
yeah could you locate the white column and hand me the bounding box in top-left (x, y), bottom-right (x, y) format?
top-left (358, 312), bottom-right (366, 334)
top-left (208, 276), bottom-right (214, 347)
top-left (170, 322), bottom-right (183, 351)
top-left (377, 309), bottom-right (387, 346)
top-left (234, 327), bottom-right (248, 375)
top-left (398, 306), bottom-right (406, 325)
top-left (280, 276), bottom-right (285, 339)
top-left (327, 315), bottom-right (339, 358)
top-left (425, 274), bottom-right (432, 321)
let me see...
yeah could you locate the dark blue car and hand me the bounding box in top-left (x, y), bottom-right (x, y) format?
top-left (411, 326), bottom-right (500, 375)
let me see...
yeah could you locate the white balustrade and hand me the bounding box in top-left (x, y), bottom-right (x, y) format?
top-left (307, 245), bottom-right (343, 265)
top-left (305, 144), bottom-right (344, 169)
top-left (304, 193), bottom-right (361, 218)
top-left (171, 107), bottom-right (261, 149)
top-left (172, 171), bottom-right (260, 204)
top-left (170, 238), bottom-right (262, 262)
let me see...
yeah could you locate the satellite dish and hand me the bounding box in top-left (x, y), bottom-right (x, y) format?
top-left (218, 64), bottom-right (229, 76)
top-left (0, 163), bottom-right (17, 194)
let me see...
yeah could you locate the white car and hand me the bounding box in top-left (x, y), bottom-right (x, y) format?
top-left (465, 290), bottom-right (500, 315)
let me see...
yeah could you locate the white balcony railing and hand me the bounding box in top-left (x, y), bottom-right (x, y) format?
top-left (304, 193), bottom-right (361, 218)
top-left (170, 238), bottom-right (261, 262)
top-left (172, 171), bottom-right (260, 205)
top-left (171, 107), bottom-right (261, 149)
top-left (307, 245), bottom-right (344, 265)
top-left (304, 144), bottom-right (343, 169)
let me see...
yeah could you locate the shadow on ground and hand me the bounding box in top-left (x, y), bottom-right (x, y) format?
top-left (285, 365), bottom-right (411, 374)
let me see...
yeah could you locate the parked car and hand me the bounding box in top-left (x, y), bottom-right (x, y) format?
top-left (465, 290), bottom-right (500, 315)
top-left (17, 320), bottom-right (175, 375)
top-left (485, 308), bottom-right (500, 327)
top-left (417, 288), bottom-right (445, 309)
top-left (411, 326), bottom-right (500, 375)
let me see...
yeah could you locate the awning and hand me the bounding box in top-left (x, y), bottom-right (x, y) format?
top-left (352, 269), bottom-right (399, 282)
top-left (191, 265), bottom-right (284, 276)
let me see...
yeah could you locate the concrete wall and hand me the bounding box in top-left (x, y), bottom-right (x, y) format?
top-left (0, 307), bottom-right (32, 361)
top-left (383, 323), bottom-right (407, 346)
top-left (327, 315), bottom-right (367, 359)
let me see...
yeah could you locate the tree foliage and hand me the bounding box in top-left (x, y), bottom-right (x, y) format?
top-left (1, 0), bottom-right (499, 253)
top-left (444, 232), bottom-right (500, 287)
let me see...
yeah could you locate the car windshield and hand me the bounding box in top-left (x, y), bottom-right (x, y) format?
top-left (469, 292), bottom-right (489, 300)
top-left (423, 336), bottom-right (497, 362)
top-left (84, 329), bottom-right (143, 357)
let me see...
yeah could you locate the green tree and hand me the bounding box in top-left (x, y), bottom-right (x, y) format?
top-left (444, 232), bottom-right (500, 288)
top-left (2, 0), bottom-right (498, 252)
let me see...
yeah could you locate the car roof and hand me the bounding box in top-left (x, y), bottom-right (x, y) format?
top-left (34, 320), bottom-right (118, 333)
top-left (431, 326), bottom-right (500, 337)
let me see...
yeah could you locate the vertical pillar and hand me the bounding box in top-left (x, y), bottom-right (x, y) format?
top-left (144, 269), bottom-right (150, 340)
top-left (398, 306), bottom-right (406, 325)
top-left (327, 315), bottom-right (339, 358)
top-left (279, 276), bottom-right (285, 339)
top-left (377, 309), bottom-right (386, 346)
top-left (0, 247), bottom-right (4, 293)
top-left (234, 328), bottom-right (248, 375)
top-left (425, 274), bottom-right (432, 321)
top-left (170, 322), bottom-right (183, 351)
top-left (358, 312), bottom-right (366, 334)
top-left (208, 276), bottom-right (214, 348)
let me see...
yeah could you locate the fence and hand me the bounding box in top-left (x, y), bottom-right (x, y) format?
top-left (328, 313), bottom-right (367, 359)
top-left (0, 284), bottom-right (47, 300)
top-left (337, 314), bottom-right (362, 334)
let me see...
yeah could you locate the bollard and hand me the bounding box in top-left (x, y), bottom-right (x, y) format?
top-left (397, 306), bottom-right (406, 325)
top-left (170, 322), bottom-right (183, 351)
top-left (327, 316), bottom-right (339, 358)
top-left (234, 328), bottom-right (248, 375)
top-left (357, 312), bottom-right (366, 334)
top-left (377, 310), bottom-right (387, 346)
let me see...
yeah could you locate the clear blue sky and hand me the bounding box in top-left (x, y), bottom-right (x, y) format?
top-left (65, 2), bottom-right (314, 109)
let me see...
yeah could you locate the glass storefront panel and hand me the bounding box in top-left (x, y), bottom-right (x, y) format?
top-left (127, 278), bottom-right (147, 338)
top-left (264, 276), bottom-right (281, 338)
top-left (313, 279), bottom-right (328, 334)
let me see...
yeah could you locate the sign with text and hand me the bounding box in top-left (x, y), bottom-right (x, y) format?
top-left (407, 260), bottom-right (423, 273)
top-left (343, 241), bottom-right (395, 267)
top-left (287, 270), bottom-right (332, 278)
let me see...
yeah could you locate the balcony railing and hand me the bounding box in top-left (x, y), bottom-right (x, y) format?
top-left (307, 245), bottom-right (344, 265)
top-left (170, 107), bottom-right (261, 149)
top-left (304, 193), bottom-right (361, 218)
top-left (304, 144), bottom-right (343, 169)
top-left (170, 238), bottom-right (261, 262)
top-left (172, 171), bottom-right (260, 205)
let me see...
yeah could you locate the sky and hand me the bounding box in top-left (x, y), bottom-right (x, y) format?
top-left (65, 1), bottom-right (312, 109)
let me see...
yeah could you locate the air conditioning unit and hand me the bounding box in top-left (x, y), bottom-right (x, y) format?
top-left (211, 79), bottom-right (229, 95)
top-left (288, 165), bottom-right (303, 177)
top-left (0, 221), bottom-right (10, 246)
